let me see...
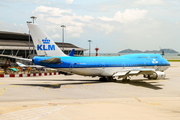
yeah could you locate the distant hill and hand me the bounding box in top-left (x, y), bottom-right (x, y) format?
top-left (118, 49), bottom-right (179, 53)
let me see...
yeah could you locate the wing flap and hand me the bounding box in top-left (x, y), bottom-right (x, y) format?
top-left (113, 72), bottom-right (128, 77)
top-left (129, 71), bottom-right (140, 75)
top-left (132, 68), bottom-right (155, 72)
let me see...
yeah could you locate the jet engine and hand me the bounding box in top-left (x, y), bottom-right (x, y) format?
top-left (144, 71), bottom-right (166, 80)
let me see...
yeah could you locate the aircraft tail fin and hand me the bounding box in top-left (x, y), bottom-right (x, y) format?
top-left (27, 23), bottom-right (66, 56)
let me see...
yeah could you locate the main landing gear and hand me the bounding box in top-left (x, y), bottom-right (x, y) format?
top-left (99, 76), bottom-right (131, 82)
top-left (99, 77), bottom-right (107, 82)
top-left (122, 77), bottom-right (131, 83)
top-left (99, 77), bottom-right (116, 82)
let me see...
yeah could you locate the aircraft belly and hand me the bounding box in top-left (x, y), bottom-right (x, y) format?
top-left (57, 68), bottom-right (103, 76)
top-left (53, 66), bottom-right (168, 77)
top-left (57, 67), bottom-right (123, 76)
top-left (101, 67), bottom-right (123, 76)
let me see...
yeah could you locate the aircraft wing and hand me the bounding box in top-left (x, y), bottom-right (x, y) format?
top-left (113, 68), bottom-right (155, 77)
top-left (0, 55), bottom-right (32, 61)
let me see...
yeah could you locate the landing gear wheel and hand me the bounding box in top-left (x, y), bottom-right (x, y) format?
top-left (107, 77), bottom-right (116, 82)
top-left (127, 79), bottom-right (130, 82)
top-left (99, 77), bottom-right (107, 82)
top-left (122, 78), bottom-right (130, 83)
top-left (148, 75), bottom-right (152, 80)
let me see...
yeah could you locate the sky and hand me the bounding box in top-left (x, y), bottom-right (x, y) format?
top-left (0, 0), bottom-right (180, 53)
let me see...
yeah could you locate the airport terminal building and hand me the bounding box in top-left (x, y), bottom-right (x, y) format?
top-left (0, 31), bottom-right (87, 58)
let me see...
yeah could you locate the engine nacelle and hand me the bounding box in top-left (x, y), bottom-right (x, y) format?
top-left (154, 71), bottom-right (166, 79)
top-left (145, 71), bottom-right (166, 80)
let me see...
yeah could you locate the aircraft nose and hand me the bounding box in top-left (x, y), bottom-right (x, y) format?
top-left (165, 58), bottom-right (170, 66)
top-left (167, 61), bottom-right (170, 66)
top-left (165, 59), bottom-right (170, 68)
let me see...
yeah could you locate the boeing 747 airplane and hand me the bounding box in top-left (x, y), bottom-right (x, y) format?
top-left (28, 23), bottom-right (170, 82)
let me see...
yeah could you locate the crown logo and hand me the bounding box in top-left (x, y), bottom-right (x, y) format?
top-left (42, 38), bottom-right (50, 44)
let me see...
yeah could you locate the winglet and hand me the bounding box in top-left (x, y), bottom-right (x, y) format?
top-left (69, 49), bottom-right (75, 56)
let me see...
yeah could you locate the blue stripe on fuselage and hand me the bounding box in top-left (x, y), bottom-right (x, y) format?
top-left (33, 54), bottom-right (170, 68)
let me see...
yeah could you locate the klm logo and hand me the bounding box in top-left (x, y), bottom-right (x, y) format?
top-left (37, 38), bottom-right (55, 51)
top-left (152, 59), bottom-right (158, 64)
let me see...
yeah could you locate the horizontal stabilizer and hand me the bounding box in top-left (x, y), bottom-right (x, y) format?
top-left (0, 55), bottom-right (32, 61)
top-left (40, 58), bottom-right (62, 64)
top-left (16, 62), bottom-right (26, 67)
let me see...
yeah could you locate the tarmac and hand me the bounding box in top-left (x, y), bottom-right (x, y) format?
top-left (0, 62), bottom-right (180, 120)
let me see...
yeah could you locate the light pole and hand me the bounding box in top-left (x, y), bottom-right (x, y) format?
top-left (61, 25), bottom-right (66, 51)
top-left (30, 16), bottom-right (37, 57)
top-left (30, 16), bottom-right (37, 24)
top-left (27, 21), bottom-right (32, 58)
top-left (88, 40), bottom-right (92, 56)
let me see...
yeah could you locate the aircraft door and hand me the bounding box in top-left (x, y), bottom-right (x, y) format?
top-left (102, 63), bottom-right (105, 69)
top-left (122, 62), bottom-right (125, 69)
top-left (144, 60), bottom-right (146, 68)
top-left (69, 63), bottom-right (73, 70)
top-left (158, 61), bottom-right (162, 71)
